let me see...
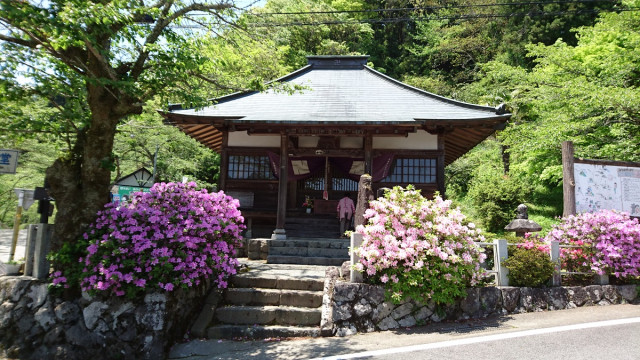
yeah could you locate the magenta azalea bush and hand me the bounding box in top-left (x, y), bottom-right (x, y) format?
top-left (545, 210), bottom-right (640, 278)
top-left (352, 186), bottom-right (487, 305)
top-left (50, 182), bottom-right (245, 298)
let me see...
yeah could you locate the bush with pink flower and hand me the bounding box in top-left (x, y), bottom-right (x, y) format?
top-left (352, 186), bottom-right (487, 305)
top-left (545, 209), bottom-right (640, 279)
top-left (50, 182), bottom-right (245, 298)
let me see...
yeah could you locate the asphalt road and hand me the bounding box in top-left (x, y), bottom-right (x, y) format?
top-left (169, 304), bottom-right (640, 360)
top-left (0, 229), bottom-right (27, 263)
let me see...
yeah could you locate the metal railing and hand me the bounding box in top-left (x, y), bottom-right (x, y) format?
top-left (477, 240), bottom-right (607, 287)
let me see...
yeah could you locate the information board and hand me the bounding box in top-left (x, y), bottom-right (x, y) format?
top-left (0, 149), bottom-right (19, 174)
top-left (574, 162), bottom-right (640, 217)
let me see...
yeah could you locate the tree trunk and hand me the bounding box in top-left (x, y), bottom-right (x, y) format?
top-left (47, 81), bottom-right (135, 251)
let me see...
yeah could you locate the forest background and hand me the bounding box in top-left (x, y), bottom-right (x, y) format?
top-left (1, 0), bottom-right (638, 238)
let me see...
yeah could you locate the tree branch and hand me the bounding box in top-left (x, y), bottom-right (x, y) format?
top-left (0, 33), bottom-right (38, 48)
top-left (129, 1), bottom-right (233, 79)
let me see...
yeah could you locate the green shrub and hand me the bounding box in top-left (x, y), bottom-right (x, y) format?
top-left (468, 174), bottom-right (529, 233)
top-left (503, 247), bottom-right (555, 287)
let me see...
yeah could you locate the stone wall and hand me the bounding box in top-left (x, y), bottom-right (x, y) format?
top-left (0, 275), bottom-right (211, 360)
top-left (329, 280), bottom-right (639, 336)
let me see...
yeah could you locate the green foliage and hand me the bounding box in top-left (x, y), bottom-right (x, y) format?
top-left (503, 247), bottom-right (555, 287)
top-left (468, 173), bottom-right (529, 233)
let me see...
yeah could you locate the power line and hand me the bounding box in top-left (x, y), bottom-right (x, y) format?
top-left (171, 6), bottom-right (637, 29)
top-left (243, 0), bottom-right (618, 17)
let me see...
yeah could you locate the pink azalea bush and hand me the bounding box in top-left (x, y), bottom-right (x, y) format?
top-left (50, 182), bottom-right (245, 298)
top-left (545, 210), bottom-right (640, 278)
top-left (352, 186), bottom-right (487, 305)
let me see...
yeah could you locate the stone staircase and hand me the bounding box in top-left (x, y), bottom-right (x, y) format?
top-left (202, 261), bottom-right (327, 340)
top-left (268, 237), bottom-right (350, 266)
top-left (285, 215), bottom-right (341, 238)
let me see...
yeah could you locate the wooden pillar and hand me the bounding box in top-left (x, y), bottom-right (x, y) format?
top-left (219, 131), bottom-right (229, 191)
top-left (436, 131), bottom-right (446, 196)
top-left (272, 133), bottom-right (288, 240)
top-left (562, 141), bottom-right (576, 217)
top-left (364, 134), bottom-right (373, 174)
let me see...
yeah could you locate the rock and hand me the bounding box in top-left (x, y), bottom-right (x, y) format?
top-left (34, 306), bottom-right (57, 331)
top-left (430, 312), bottom-right (444, 323)
top-left (372, 302), bottom-right (394, 322)
top-left (479, 287), bottom-right (502, 315)
top-left (501, 287), bottom-right (520, 313)
top-left (519, 288), bottom-right (547, 312)
top-left (398, 315), bottom-right (416, 327)
top-left (617, 285), bottom-right (638, 302)
top-left (136, 293), bottom-right (166, 331)
top-left (391, 302), bottom-right (413, 320)
top-left (545, 287), bottom-right (568, 310)
top-left (354, 302), bottom-right (372, 317)
top-left (333, 304), bottom-right (352, 321)
top-left (361, 318), bottom-right (376, 333)
top-left (602, 285), bottom-right (619, 303)
top-left (65, 323), bottom-right (97, 347)
top-left (83, 301), bottom-right (108, 330)
top-left (460, 288), bottom-right (480, 316)
top-left (340, 261), bottom-right (351, 279)
top-left (414, 306), bottom-right (433, 322)
top-left (55, 302), bottom-right (81, 324)
top-left (566, 286), bottom-right (589, 306)
top-left (141, 335), bottom-right (164, 360)
top-left (26, 283), bottom-right (48, 310)
top-left (377, 316), bottom-right (399, 330)
top-left (335, 323), bottom-right (357, 337)
top-left (333, 283), bottom-right (358, 303)
top-left (115, 313), bottom-right (137, 342)
top-left (584, 285), bottom-right (603, 304)
top-left (359, 284), bottom-right (385, 305)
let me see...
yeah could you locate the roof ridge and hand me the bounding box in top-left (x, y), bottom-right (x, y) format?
top-left (363, 65), bottom-right (501, 114)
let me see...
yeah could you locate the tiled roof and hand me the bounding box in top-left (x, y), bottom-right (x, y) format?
top-left (169, 56), bottom-right (507, 124)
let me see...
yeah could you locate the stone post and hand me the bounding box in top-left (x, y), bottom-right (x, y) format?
top-left (24, 224), bottom-right (38, 276)
top-left (354, 174), bottom-right (374, 228)
top-left (550, 241), bottom-right (562, 286)
top-left (494, 239), bottom-right (509, 286)
top-left (33, 224), bottom-right (53, 279)
top-left (350, 232), bottom-right (363, 283)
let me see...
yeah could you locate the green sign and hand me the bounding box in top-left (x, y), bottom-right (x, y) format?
top-left (111, 185), bottom-right (150, 203)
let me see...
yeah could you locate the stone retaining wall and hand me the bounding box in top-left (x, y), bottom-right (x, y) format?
top-left (328, 279), bottom-right (639, 336)
top-left (0, 276), bottom-right (211, 360)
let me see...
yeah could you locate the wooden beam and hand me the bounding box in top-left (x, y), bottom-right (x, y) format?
top-left (273, 133), bottom-right (289, 239)
top-left (437, 132), bottom-right (446, 197)
top-left (562, 141), bottom-right (576, 217)
top-left (219, 131), bottom-right (229, 191)
top-left (364, 134), bottom-right (373, 174)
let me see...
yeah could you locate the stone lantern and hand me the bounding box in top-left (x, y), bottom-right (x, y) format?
top-left (504, 204), bottom-right (542, 237)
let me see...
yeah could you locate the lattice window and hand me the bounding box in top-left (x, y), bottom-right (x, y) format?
top-left (228, 155), bottom-right (275, 180)
top-left (381, 158), bottom-right (436, 184)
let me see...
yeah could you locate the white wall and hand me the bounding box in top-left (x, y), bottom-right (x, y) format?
top-left (373, 130), bottom-right (437, 150)
top-left (228, 131), bottom-right (280, 147)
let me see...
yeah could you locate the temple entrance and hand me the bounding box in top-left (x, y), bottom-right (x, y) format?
top-left (292, 157), bottom-right (358, 215)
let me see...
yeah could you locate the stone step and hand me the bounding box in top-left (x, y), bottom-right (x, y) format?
top-left (269, 247), bottom-right (348, 258)
top-left (270, 239), bottom-right (349, 249)
top-left (267, 255), bottom-right (348, 266)
top-left (224, 288), bottom-right (323, 308)
top-left (215, 305), bottom-right (322, 326)
top-left (230, 275), bottom-right (324, 291)
top-left (206, 324), bottom-right (321, 340)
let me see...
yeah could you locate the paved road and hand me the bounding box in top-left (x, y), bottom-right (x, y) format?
top-left (0, 229), bottom-right (27, 263)
top-left (169, 304), bottom-right (640, 360)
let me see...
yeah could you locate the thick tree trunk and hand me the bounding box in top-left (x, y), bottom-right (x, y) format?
top-left (47, 80), bottom-right (139, 251)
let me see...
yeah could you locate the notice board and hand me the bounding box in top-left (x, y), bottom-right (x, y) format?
top-left (574, 161), bottom-right (640, 217)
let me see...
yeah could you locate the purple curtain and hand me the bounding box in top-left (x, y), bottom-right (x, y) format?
top-left (268, 152), bottom-right (394, 182)
top-left (329, 153), bottom-right (395, 182)
top-left (267, 152), bottom-right (325, 181)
